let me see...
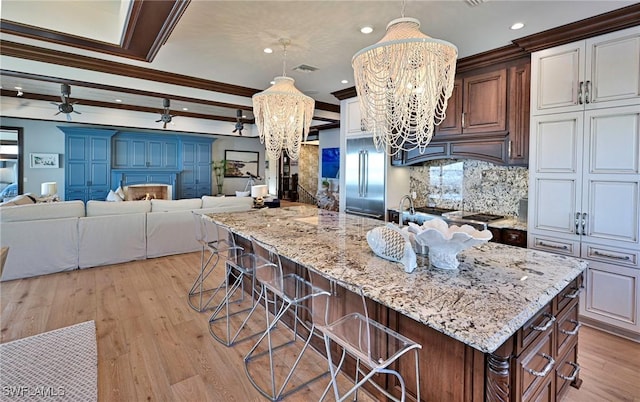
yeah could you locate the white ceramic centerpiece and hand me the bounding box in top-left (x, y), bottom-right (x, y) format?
top-left (406, 218), bottom-right (492, 270)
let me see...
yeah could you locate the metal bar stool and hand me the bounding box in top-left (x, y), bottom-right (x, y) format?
top-left (244, 236), bottom-right (330, 401)
top-left (309, 272), bottom-right (423, 402)
top-left (207, 223), bottom-right (264, 347)
top-left (187, 212), bottom-right (242, 312)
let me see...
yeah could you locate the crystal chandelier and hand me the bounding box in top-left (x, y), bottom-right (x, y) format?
top-left (352, 9), bottom-right (457, 155)
top-left (252, 39), bottom-right (315, 161)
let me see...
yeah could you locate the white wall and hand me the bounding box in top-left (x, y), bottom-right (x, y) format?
top-left (212, 136), bottom-right (266, 196)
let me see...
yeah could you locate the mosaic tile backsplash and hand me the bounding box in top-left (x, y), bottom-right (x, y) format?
top-left (408, 160), bottom-right (528, 217)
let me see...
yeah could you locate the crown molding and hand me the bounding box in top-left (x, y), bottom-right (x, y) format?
top-left (0, 0), bottom-right (189, 62)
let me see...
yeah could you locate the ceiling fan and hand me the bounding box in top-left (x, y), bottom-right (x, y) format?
top-left (232, 109), bottom-right (244, 135)
top-left (156, 98), bottom-right (174, 129)
top-left (51, 83), bottom-right (80, 121)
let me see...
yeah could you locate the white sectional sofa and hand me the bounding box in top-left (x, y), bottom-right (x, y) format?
top-left (0, 196), bottom-right (254, 281)
top-left (0, 201), bottom-right (85, 281)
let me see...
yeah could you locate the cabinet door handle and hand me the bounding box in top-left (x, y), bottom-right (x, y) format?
top-left (585, 80), bottom-right (591, 104)
top-left (575, 212), bottom-right (581, 235)
top-left (560, 320), bottom-right (582, 336)
top-left (525, 353), bottom-right (555, 377)
top-left (563, 287), bottom-right (582, 299)
top-left (461, 112), bottom-right (465, 129)
top-left (531, 313), bottom-right (556, 331)
top-left (578, 81), bottom-right (584, 105)
top-left (538, 241), bottom-right (568, 250)
top-left (593, 250), bottom-right (631, 261)
top-left (581, 212), bottom-right (587, 236)
top-left (508, 140), bottom-right (512, 159)
top-left (558, 361), bottom-right (581, 382)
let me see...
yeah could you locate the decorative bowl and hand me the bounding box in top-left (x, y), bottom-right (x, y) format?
top-left (405, 218), bottom-right (492, 270)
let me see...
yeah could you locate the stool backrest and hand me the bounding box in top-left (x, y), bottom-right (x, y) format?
top-left (308, 271), bottom-right (375, 363)
top-left (250, 236), bottom-right (284, 291)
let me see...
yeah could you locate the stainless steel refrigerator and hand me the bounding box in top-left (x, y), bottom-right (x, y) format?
top-left (344, 136), bottom-right (386, 219)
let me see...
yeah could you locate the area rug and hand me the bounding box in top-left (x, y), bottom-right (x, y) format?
top-left (0, 321), bottom-right (97, 401)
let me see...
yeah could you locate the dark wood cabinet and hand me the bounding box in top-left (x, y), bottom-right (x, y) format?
top-left (391, 57), bottom-right (530, 167)
top-left (489, 227), bottom-right (527, 248)
top-left (435, 69), bottom-right (507, 136)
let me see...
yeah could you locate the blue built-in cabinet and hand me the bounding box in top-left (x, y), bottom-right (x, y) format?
top-left (60, 127), bottom-right (117, 203)
top-left (60, 127), bottom-right (214, 201)
top-left (180, 137), bottom-right (212, 198)
top-left (112, 133), bottom-right (179, 170)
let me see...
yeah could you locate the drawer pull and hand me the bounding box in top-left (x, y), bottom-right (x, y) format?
top-left (538, 241), bottom-right (568, 250)
top-left (563, 287), bottom-right (582, 299)
top-left (558, 361), bottom-right (580, 382)
top-left (531, 313), bottom-right (556, 332)
top-left (525, 353), bottom-right (555, 377)
top-left (560, 320), bottom-right (582, 336)
top-left (593, 250), bottom-right (631, 261)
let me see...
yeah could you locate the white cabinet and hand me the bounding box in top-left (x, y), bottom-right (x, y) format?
top-left (529, 28), bottom-right (640, 337)
top-left (531, 26), bottom-right (640, 115)
top-left (345, 97), bottom-right (364, 136)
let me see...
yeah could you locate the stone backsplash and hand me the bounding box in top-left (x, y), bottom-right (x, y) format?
top-left (408, 160), bottom-right (528, 217)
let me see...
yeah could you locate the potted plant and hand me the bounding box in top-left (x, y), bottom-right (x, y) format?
top-left (322, 178), bottom-right (330, 191)
top-left (212, 160), bottom-right (226, 195)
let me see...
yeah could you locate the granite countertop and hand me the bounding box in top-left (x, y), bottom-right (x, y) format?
top-left (488, 217), bottom-right (528, 231)
top-left (206, 206), bottom-right (586, 354)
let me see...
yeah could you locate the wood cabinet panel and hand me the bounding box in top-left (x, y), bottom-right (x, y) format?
top-left (463, 69), bottom-right (507, 133)
top-left (436, 78), bottom-right (462, 135)
top-left (516, 330), bottom-right (555, 402)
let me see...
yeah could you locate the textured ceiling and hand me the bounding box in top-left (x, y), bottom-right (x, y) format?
top-left (0, 0), bottom-right (636, 117)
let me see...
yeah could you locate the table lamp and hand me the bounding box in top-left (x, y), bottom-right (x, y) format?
top-left (40, 182), bottom-right (57, 197)
top-left (251, 185), bottom-right (268, 207)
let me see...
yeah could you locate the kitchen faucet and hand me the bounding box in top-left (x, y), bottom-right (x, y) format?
top-left (398, 194), bottom-right (415, 227)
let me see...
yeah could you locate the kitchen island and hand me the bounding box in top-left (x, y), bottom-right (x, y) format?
top-left (207, 206), bottom-right (588, 401)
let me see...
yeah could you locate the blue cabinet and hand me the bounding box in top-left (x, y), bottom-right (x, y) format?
top-left (180, 137), bottom-right (213, 199)
top-left (60, 127), bottom-right (117, 202)
top-left (112, 133), bottom-right (178, 170)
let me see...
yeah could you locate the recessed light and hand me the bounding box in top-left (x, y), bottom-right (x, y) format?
top-left (360, 26), bottom-right (374, 34)
top-left (115, 99), bottom-right (122, 102)
top-left (341, 79), bottom-right (348, 84)
top-left (182, 107), bottom-right (188, 111)
top-left (264, 48), bottom-right (273, 54)
top-left (510, 22), bottom-right (525, 30)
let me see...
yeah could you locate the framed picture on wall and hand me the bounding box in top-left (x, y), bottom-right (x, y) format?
top-left (30, 153), bottom-right (59, 168)
top-left (224, 150), bottom-right (259, 178)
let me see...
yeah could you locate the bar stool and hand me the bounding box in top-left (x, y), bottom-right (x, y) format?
top-left (207, 223), bottom-right (264, 347)
top-left (309, 272), bottom-right (423, 402)
top-left (187, 212), bottom-right (241, 312)
top-left (244, 236), bottom-right (330, 401)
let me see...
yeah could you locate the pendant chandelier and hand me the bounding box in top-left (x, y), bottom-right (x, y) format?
top-left (252, 39), bottom-right (315, 161)
top-left (352, 5), bottom-right (457, 155)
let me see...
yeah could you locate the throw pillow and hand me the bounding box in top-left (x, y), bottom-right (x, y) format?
top-left (106, 190), bottom-right (123, 202)
top-left (115, 186), bottom-right (126, 200)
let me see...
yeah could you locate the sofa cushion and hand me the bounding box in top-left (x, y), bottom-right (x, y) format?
top-left (86, 200), bottom-right (151, 216)
top-left (0, 200), bottom-right (85, 223)
top-left (151, 198), bottom-right (202, 212)
top-left (201, 195), bottom-right (253, 212)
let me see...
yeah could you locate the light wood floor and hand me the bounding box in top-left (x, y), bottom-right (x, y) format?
top-left (1, 253), bottom-right (638, 401)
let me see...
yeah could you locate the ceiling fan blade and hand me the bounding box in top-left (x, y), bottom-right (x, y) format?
top-left (66, 114), bottom-right (72, 122)
top-left (163, 122), bottom-right (167, 129)
top-left (54, 111), bottom-right (61, 116)
top-left (50, 102), bottom-right (59, 107)
top-left (73, 110), bottom-right (81, 114)
top-left (155, 119), bottom-right (162, 122)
